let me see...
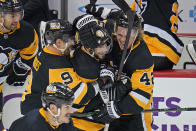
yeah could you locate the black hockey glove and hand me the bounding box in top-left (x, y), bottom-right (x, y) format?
top-left (85, 4), bottom-right (111, 19)
top-left (100, 64), bottom-right (115, 83)
top-left (6, 62), bottom-right (29, 86)
top-left (99, 78), bottom-right (132, 103)
top-left (92, 101), bottom-right (121, 123)
top-left (98, 64), bottom-right (116, 103)
top-left (114, 79), bottom-right (132, 101)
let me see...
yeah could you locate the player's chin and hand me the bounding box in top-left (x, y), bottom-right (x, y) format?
top-left (64, 50), bottom-right (70, 56)
top-left (63, 117), bottom-right (71, 123)
top-left (119, 44), bottom-right (124, 50)
top-left (11, 24), bottom-right (17, 30)
top-left (97, 54), bottom-right (105, 60)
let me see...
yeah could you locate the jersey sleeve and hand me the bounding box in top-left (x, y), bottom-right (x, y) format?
top-left (51, 69), bottom-right (100, 106)
top-left (17, 29), bottom-right (39, 71)
top-left (118, 65), bottom-right (154, 114)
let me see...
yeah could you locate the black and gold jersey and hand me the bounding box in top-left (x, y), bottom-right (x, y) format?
top-left (131, 0), bottom-right (184, 64)
top-left (21, 46), bottom-right (99, 115)
top-left (0, 20), bottom-right (39, 84)
top-left (71, 46), bottom-right (100, 82)
top-left (107, 40), bottom-right (154, 131)
top-left (9, 108), bottom-right (76, 131)
top-left (70, 46), bottom-right (105, 131)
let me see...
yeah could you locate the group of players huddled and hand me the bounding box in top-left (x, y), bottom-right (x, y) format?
top-left (0, 0), bottom-right (185, 131)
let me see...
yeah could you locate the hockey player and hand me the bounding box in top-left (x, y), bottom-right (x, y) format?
top-left (85, 7), bottom-right (154, 131)
top-left (69, 14), bottom-right (113, 131)
top-left (0, 0), bottom-right (39, 119)
top-left (86, 0), bottom-right (184, 70)
top-left (20, 19), bottom-right (105, 126)
top-left (9, 82), bottom-right (77, 131)
top-left (130, 0), bottom-right (184, 70)
top-left (70, 14), bottom-right (132, 131)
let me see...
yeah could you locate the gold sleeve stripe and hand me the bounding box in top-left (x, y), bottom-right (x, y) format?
top-left (72, 118), bottom-right (105, 131)
top-left (21, 71), bottom-right (33, 101)
top-left (73, 106), bottom-right (85, 113)
top-left (19, 30), bottom-right (39, 60)
top-left (0, 82), bottom-right (4, 92)
top-left (143, 34), bottom-right (180, 64)
top-left (73, 83), bottom-right (88, 104)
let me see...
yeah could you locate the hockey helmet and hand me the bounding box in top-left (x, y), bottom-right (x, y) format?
top-left (41, 82), bottom-right (74, 108)
top-left (0, 0), bottom-right (23, 19)
top-left (117, 11), bottom-right (141, 30)
top-left (74, 14), bottom-right (113, 50)
top-left (44, 19), bottom-right (75, 45)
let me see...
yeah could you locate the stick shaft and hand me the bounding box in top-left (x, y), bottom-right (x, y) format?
top-left (112, 0), bottom-right (135, 81)
top-left (71, 107), bottom-right (196, 118)
top-left (143, 107), bottom-right (196, 112)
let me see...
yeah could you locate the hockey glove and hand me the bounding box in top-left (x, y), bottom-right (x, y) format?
top-left (92, 101), bottom-right (121, 123)
top-left (100, 64), bottom-right (115, 83)
top-left (85, 4), bottom-right (111, 19)
top-left (6, 62), bottom-right (29, 86)
top-left (114, 80), bottom-right (132, 101)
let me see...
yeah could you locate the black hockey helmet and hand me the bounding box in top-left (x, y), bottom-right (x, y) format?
top-left (74, 14), bottom-right (113, 49)
top-left (44, 19), bottom-right (75, 45)
top-left (0, 0), bottom-right (23, 19)
top-left (117, 11), bottom-right (141, 30)
top-left (0, 0), bottom-right (23, 12)
top-left (41, 82), bottom-right (74, 108)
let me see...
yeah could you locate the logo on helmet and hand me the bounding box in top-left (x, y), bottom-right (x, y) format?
top-left (12, 0), bottom-right (19, 4)
top-left (46, 84), bottom-right (57, 94)
top-left (96, 30), bottom-right (105, 38)
top-left (50, 22), bottom-right (61, 30)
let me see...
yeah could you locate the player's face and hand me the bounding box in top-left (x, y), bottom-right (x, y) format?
top-left (63, 37), bottom-right (75, 56)
top-left (57, 104), bottom-right (73, 124)
top-left (116, 26), bottom-right (137, 51)
top-left (3, 12), bottom-right (22, 30)
top-left (94, 43), bottom-right (109, 60)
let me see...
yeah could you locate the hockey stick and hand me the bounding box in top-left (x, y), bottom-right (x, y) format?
top-left (90, 0), bottom-right (97, 5)
top-left (112, 0), bottom-right (136, 81)
top-left (71, 107), bottom-right (196, 118)
top-left (143, 107), bottom-right (196, 113)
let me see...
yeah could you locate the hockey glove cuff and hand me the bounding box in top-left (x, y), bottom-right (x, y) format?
top-left (85, 4), bottom-right (111, 19)
top-left (6, 62), bottom-right (30, 86)
top-left (92, 101), bottom-right (121, 123)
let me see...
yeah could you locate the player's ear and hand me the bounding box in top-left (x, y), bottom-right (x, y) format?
top-left (85, 47), bottom-right (94, 55)
top-left (0, 14), bottom-right (2, 23)
top-left (49, 104), bottom-right (58, 114)
top-left (55, 38), bottom-right (62, 48)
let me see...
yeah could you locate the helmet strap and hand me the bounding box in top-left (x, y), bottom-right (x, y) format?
top-left (47, 107), bottom-right (61, 126)
top-left (83, 47), bottom-right (95, 58)
top-left (53, 43), bottom-right (68, 55)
